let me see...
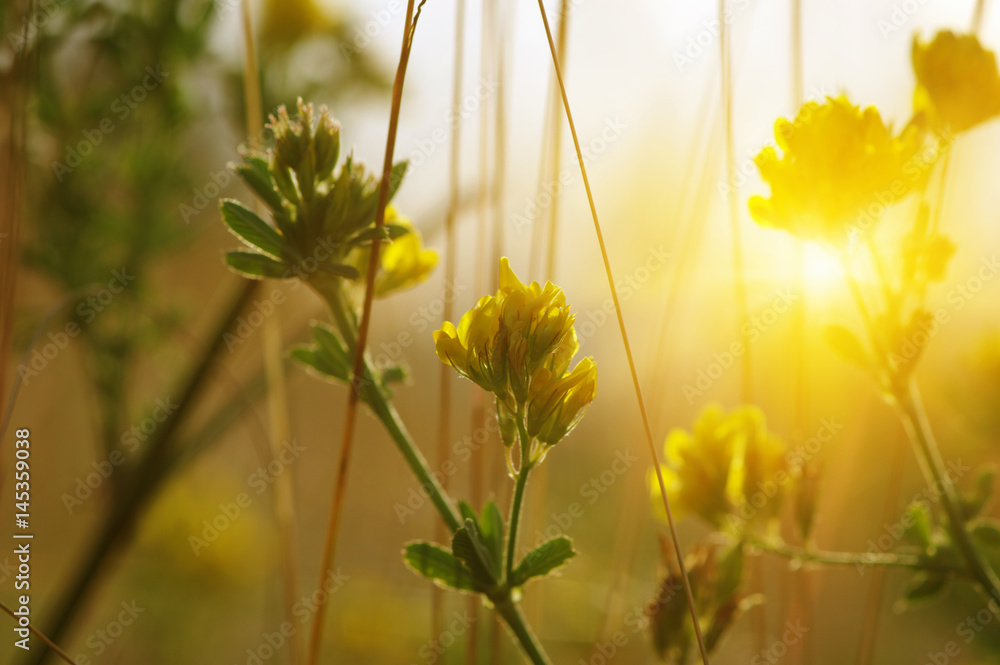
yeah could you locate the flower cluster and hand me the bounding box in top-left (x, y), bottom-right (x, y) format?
top-left (749, 95), bottom-right (922, 246)
top-left (650, 405), bottom-right (792, 532)
top-left (221, 100), bottom-right (436, 301)
top-left (435, 258), bottom-right (597, 454)
top-left (913, 30), bottom-right (1000, 133)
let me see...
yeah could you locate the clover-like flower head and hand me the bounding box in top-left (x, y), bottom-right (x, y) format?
top-left (435, 258), bottom-right (596, 450)
top-left (220, 100), bottom-right (429, 302)
top-left (913, 30), bottom-right (1000, 133)
top-left (650, 405), bottom-right (792, 532)
top-left (749, 95), bottom-right (922, 247)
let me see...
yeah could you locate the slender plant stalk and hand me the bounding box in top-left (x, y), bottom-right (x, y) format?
top-left (895, 383), bottom-right (1000, 601)
top-left (856, 430), bottom-right (908, 665)
top-left (0, 602), bottom-right (76, 665)
top-left (240, 6), bottom-right (302, 663)
top-left (436, 0), bottom-right (466, 643)
top-left (719, 0), bottom-right (754, 405)
top-left (526, 0), bottom-right (570, 628)
top-left (973, 0), bottom-right (988, 34)
top-left (304, 3), bottom-right (428, 663)
top-left (749, 535), bottom-right (948, 572)
top-left (27, 280), bottom-right (259, 665)
top-left (533, 2), bottom-right (710, 662)
top-left (543, 0), bottom-right (570, 281)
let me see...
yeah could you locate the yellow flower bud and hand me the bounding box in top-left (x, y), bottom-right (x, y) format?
top-left (526, 357), bottom-right (598, 446)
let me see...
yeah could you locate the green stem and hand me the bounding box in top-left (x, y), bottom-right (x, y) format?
top-left (748, 535), bottom-right (957, 573)
top-left (367, 392), bottom-right (463, 533)
top-left (493, 594), bottom-right (552, 665)
top-left (319, 282), bottom-right (463, 532)
top-left (895, 382), bottom-right (1000, 602)
top-left (506, 411), bottom-right (534, 581)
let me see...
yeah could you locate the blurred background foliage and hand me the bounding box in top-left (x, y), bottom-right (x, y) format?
top-left (2, 0), bottom-right (1000, 664)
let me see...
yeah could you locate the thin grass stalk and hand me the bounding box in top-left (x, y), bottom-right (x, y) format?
top-left (0, 601), bottom-right (76, 665)
top-left (534, 2), bottom-right (710, 662)
top-left (437, 0), bottom-right (466, 646)
top-left (0, 0), bottom-right (33, 481)
top-left (973, 0), bottom-right (988, 33)
top-left (240, 6), bottom-right (302, 663)
top-left (788, 1), bottom-right (813, 662)
top-left (855, 430), bottom-right (908, 665)
top-left (526, 0), bottom-right (570, 628)
top-left (28, 279), bottom-right (259, 665)
top-left (304, 4), bottom-right (428, 664)
top-left (543, 0), bottom-right (570, 281)
top-left (719, 0), bottom-right (764, 653)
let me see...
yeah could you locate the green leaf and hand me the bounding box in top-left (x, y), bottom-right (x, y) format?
top-left (962, 465), bottom-right (996, 519)
top-left (479, 501), bottom-right (505, 576)
top-left (289, 346), bottom-right (348, 383)
top-left (894, 572), bottom-right (951, 612)
top-left (510, 536), bottom-right (576, 587)
top-left (348, 223), bottom-right (409, 246)
top-left (458, 501), bottom-right (479, 526)
top-left (902, 502), bottom-right (933, 549)
top-left (317, 263), bottom-right (361, 280)
top-left (386, 160), bottom-right (408, 201)
top-left (970, 519), bottom-right (1000, 550)
top-left (715, 541), bottom-right (744, 605)
top-left (234, 159), bottom-right (284, 212)
top-left (403, 542), bottom-right (477, 593)
top-left (381, 365), bottom-right (407, 386)
top-left (225, 251), bottom-right (289, 280)
top-left (822, 324), bottom-right (869, 369)
top-left (452, 526), bottom-right (497, 591)
top-left (221, 199), bottom-right (289, 260)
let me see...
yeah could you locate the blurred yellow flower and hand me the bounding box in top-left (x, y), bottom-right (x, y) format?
top-left (750, 95), bottom-right (922, 246)
top-left (261, 0), bottom-right (340, 51)
top-left (913, 31), bottom-right (1000, 133)
top-left (435, 258), bottom-right (596, 449)
top-left (374, 210), bottom-right (438, 297)
top-left (650, 405), bottom-right (791, 531)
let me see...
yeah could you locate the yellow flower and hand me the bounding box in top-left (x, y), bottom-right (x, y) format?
top-left (374, 210), bottom-right (438, 297)
top-left (435, 258), bottom-right (595, 450)
top-left (435, 258), bottom-right (576, 403)
top-left (913, 31), bottom-right (1000, 133)
top-left (750, 95), bottom-right (922, 246)
top-left (650, 405), bottom-right (791, 531)
top-left (434, 295), bottom-right (506, 394)
top-left (526, 357), bottom-right (598, 446)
